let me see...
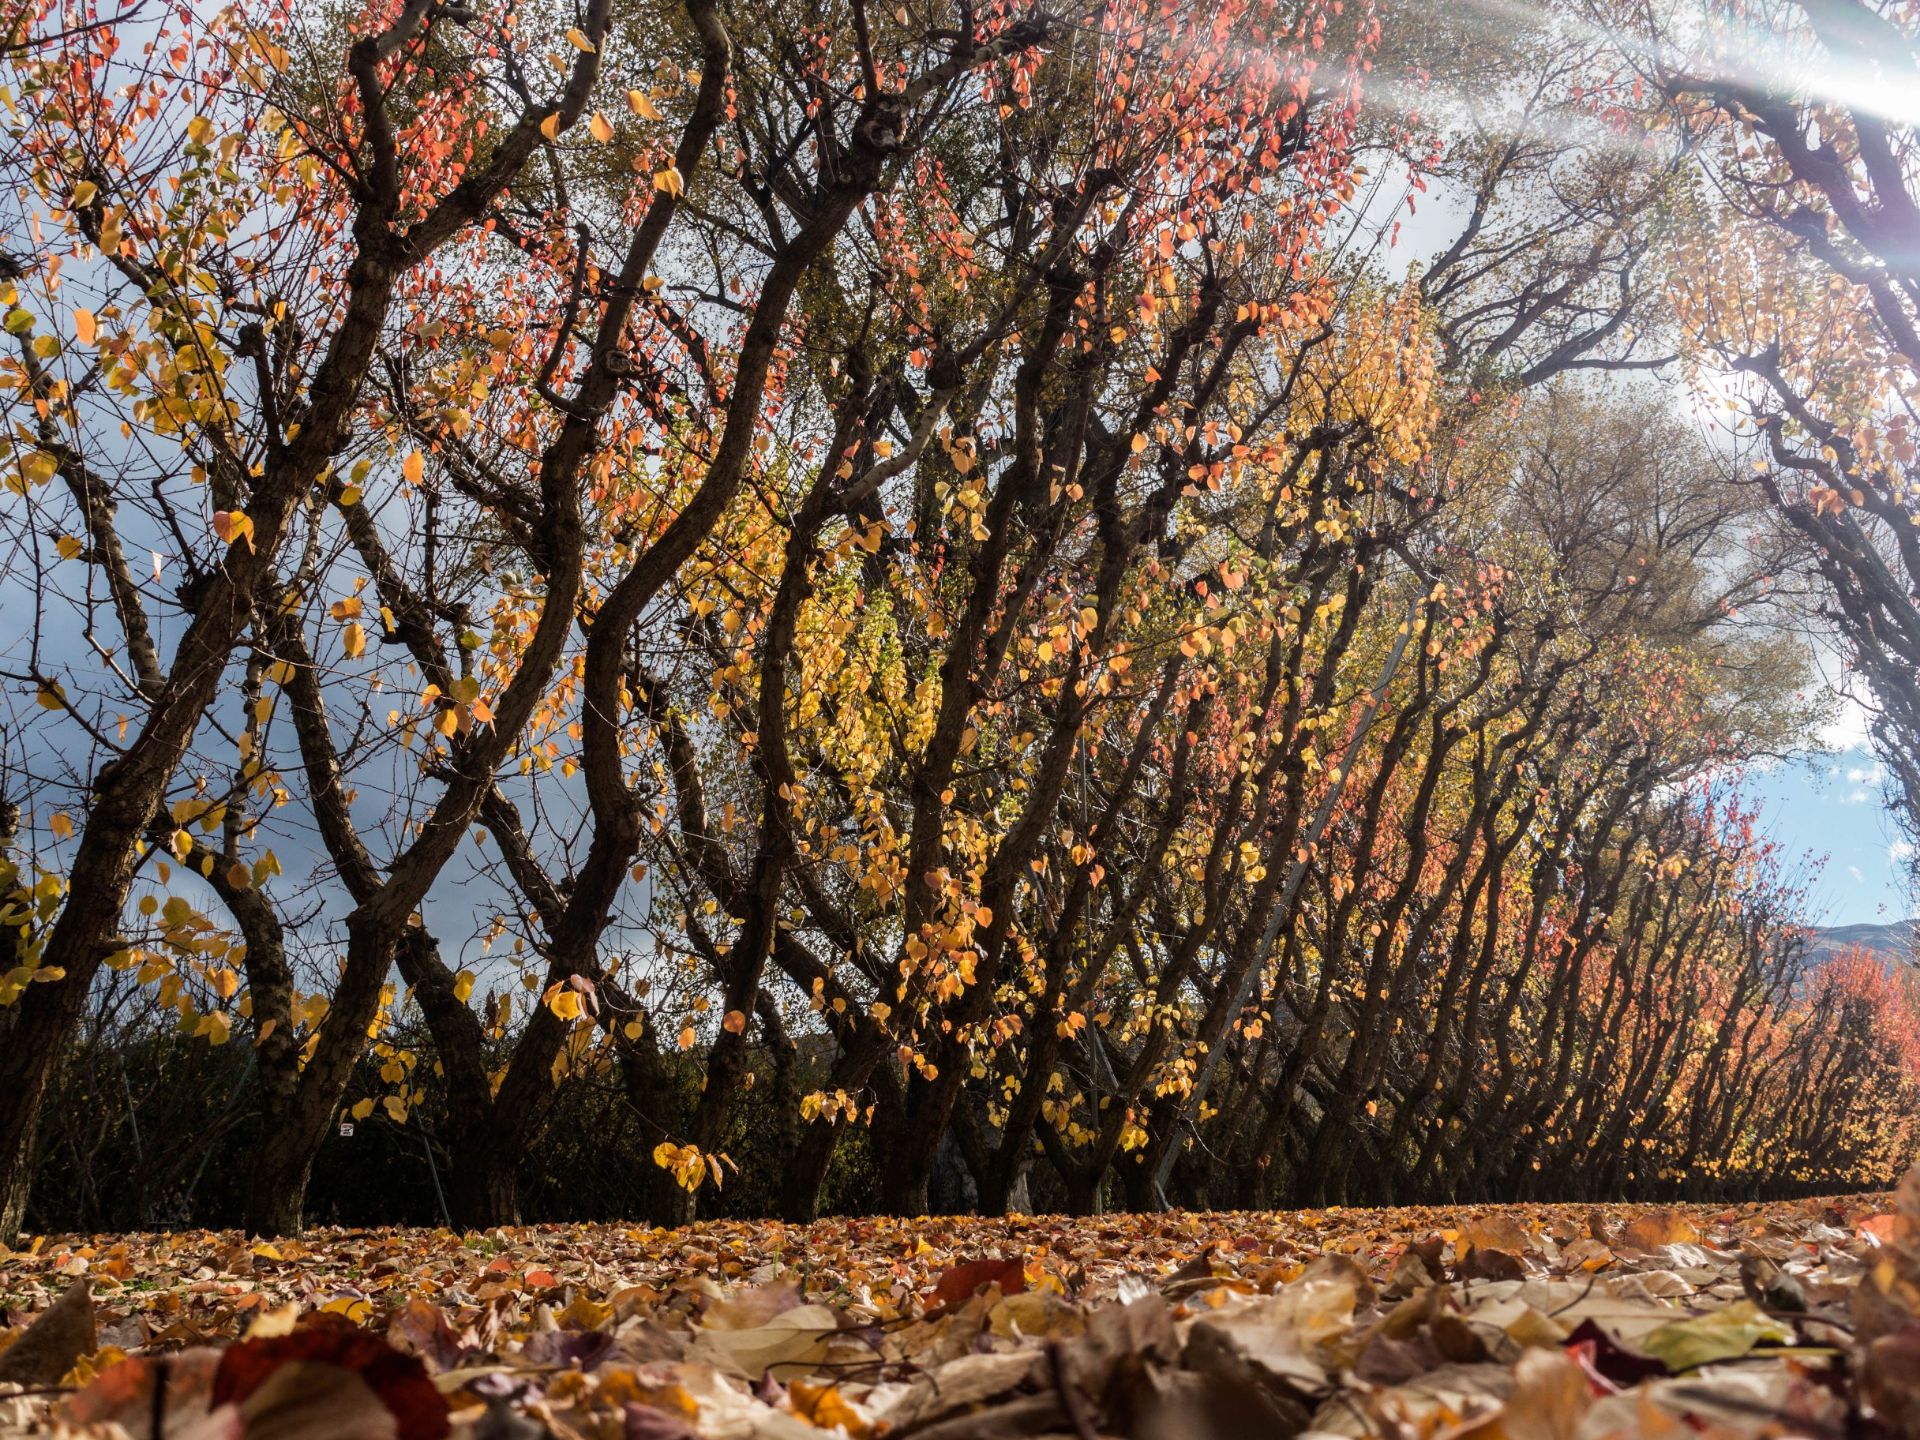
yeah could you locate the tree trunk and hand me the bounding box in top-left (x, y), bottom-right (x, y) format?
top-left (247, 1121), bottom-right (321, 1237)
top-left (0, 1105), bottom-right (39, 1245)
top-left (0, 980), bottom-right (91, 1246)
top-left (782, 1122), bottom-right (838, 1223)
top-left (445, 1133), bottom-right (521, 1229)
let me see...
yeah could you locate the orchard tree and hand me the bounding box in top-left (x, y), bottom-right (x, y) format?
top-left (0, 0), bottom-right (633, 1239)
top-left (1604, 0), bottom-right (1920, 864)
top-left (0, 0), bottom-right (1061, 1235)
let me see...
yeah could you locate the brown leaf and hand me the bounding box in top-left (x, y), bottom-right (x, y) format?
top-left (0, 1278), bottom-right (95, 1385)
top-left (61, 1348), bottom-right (226, 1434)
top-left (1862, 1323), bottom-right (1920, 1439)
top-left (1461, 1215), bottom-right (1532, 1255)
top-left (386, 1298), bottom-right (468, 1373)
top-left (1134, 1366), bottom-right (1310, 1440)
top-left (1558, 1237), bottom-right (1613, 1274)
top-left (1738, 1252), bottom-right (1806, 1312)
top-left (624, 1401), bottom-right (700, 1440)
top-left (232, 1360), bottom-right (399, 1440)
top-left (1452, 1347), bottom-right (1591, 1439)
top-left (1587, 1209), bottom-right (1616, 1246)
top-left (1053, 1295), bottom-right (1180, 1423)
top-left (1184, 1303), bottom-right (1326, 1402)
top-left (1460, 1245), bottom-right (1527, 1282)
top-left (1618, 1210), bottom-right (1700, 1251)
top-left (1161, 1244), bottom-right (1218, 1290)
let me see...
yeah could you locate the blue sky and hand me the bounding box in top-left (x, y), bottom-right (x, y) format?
top-left (1744, 723), bottom-right (1915, 925)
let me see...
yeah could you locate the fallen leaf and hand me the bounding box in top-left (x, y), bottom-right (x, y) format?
top-left (1638, 1301), bottom-right (1789, 1372)
top-left (0, 1279), bottom-right (95, 1385)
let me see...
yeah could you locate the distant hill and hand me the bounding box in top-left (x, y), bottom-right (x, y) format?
top-left (1808, 919), bottom-right (1916, 964)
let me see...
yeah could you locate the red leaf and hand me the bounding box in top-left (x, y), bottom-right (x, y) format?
top-left (930, 1256), bottom-right (1027, 1307)
top-left (211, 1320), bottom-right (449, 1440)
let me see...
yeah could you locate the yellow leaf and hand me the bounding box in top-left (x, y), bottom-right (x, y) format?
top-left (351, 1098), bottom-right (375, 1120)
top-left (453, 969), bottom-right (476, 1003)
top-left (539, 111), bottom-right (562, 141)
top-left (383, 1095), bottom-right (409, 1124)
top-left (69, 181), bottom-right (98, 208)
top-left (55, 535), bottom-right (82, 560)
top-left (171, 828), bottom-right (194, 860)
top-left (402, 450), bottom-right (425, 485)
top-left (558, 1292), bottom-right (613, 1329)
top-left (245, 1303), bottom-right (299, 1339)
top-left (35, 680), bottom-right (64, 711)
top-left (72, 309), bottom-right (96, 344)
top-left (49, 812), bottom-right (72, 840)
top-left (627, 89), bottom-right (661, 119)
top-left (342, 623), bottom-right (366, 659)
top-left (589, 112), bottom-right (613, 142)
top-left (790, 1381), bottom-right (870, 1437)
top-left (654, 166), bottom-right (685, 196)
top-left (212, 511), bottom-right (255, 549)
top-left (563, 26), bottom-right (595, 50)
top-left (722, 1008), bottom-right (747, 1034)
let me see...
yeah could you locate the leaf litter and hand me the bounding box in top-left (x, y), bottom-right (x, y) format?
top-left (4, 1179), bottom-right (1920, 1438)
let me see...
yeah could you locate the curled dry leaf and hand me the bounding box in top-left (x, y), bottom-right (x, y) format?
top-left (0, 1278), bottom-right (95, 1385)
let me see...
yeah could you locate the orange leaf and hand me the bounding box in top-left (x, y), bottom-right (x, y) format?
top-left (930, 1256), bottom-right (1027, 1307)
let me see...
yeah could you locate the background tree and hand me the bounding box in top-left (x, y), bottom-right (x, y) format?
top-left (3, 0), bottom-right (1913, 1238)
top-left (1601, 0), bottom-right (1920, 867)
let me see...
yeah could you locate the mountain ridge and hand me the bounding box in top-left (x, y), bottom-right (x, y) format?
top-left (1809, 919), bottom-right (1915, 963)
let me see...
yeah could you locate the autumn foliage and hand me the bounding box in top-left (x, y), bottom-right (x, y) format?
top-left (0, 0), bottom-right (1915, 1245)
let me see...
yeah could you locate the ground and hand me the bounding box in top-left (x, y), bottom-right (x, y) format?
top-left (3, 1191), bottom-right (1918, 1437)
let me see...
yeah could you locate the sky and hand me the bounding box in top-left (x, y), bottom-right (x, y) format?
top-left (1741, 696), bottom-right (1915, 925)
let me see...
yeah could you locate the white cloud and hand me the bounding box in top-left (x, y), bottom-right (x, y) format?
top-left (1841, 789), bottom-right (1872, 805)
top-left (1819, 693), bottom-right (1875, 752)
top-left (1894, 841), bottom-right (1916, 864)
top-left (1847, 763), bottom-right (1885, 785)
top-left (1849, 865), bottom-right (1866, 884)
